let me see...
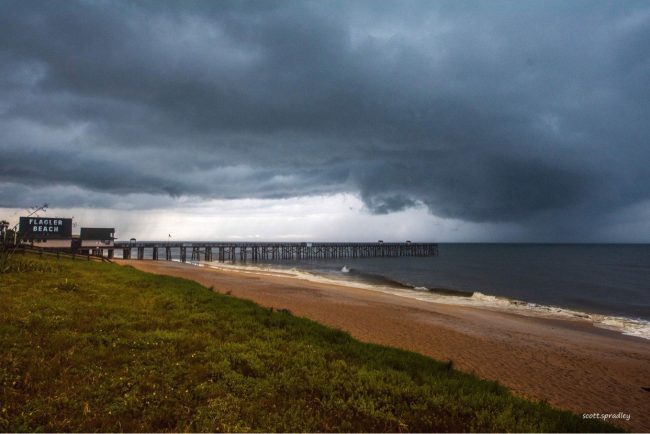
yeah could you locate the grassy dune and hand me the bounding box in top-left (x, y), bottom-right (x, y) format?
top-left (0, 255), bottom-right (618, 432)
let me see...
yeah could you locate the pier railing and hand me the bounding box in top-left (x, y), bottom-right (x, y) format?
top-left (113, 241), bottom-right (438, 262)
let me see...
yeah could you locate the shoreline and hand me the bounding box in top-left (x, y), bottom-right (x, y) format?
top-left (199, 260), bottom-right (650, 341)
top-left (119, 259), bottom-right (650, 431)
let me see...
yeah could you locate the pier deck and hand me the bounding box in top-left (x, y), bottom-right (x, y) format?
top-left (113, 241), bottom-right (438, 262)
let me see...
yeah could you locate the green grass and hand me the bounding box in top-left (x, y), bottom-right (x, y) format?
top-left (0, 255), bottom-right (620, 432)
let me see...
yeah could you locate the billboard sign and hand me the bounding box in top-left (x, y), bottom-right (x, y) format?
top-left (19, 217), bottom-right (72, 239)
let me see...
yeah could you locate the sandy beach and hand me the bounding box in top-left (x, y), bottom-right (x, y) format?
top-left (119, 260), bottom-right (650, 431)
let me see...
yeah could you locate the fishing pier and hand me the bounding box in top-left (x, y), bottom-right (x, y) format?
top-left (115, 241), bottom-right (438, 262)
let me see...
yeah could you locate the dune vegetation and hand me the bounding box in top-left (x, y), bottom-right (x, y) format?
top-left (0, 253), bottom-right (619, 432)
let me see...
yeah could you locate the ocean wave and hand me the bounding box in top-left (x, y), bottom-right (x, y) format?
top-left (200, 260), bottom-right (650, 341)
top-left (466, 292), bottom-right (650, 339)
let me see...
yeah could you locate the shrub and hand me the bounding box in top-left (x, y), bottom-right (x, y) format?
top-left (54, 278), bottom-right (81, 292)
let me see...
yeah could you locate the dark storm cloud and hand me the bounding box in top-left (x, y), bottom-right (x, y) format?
top-left (1, 0), bottom-right (649, 239)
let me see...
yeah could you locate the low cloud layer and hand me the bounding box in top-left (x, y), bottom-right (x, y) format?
top-left (1, 1), bottom-right (649, 240)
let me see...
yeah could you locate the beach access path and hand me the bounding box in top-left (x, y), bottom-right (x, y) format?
top-left (119, 260), bottom-right (650, 432)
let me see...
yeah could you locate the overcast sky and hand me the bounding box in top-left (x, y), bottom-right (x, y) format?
top-left (1, 0), bottom-right (649, 241)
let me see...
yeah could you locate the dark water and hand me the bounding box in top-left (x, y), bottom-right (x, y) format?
top-left (257, 244), bottom-right (650, 322)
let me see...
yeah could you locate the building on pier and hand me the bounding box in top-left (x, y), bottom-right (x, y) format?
top-left (16, 216), bottom-right (118, 257)
top-left (80, 228), bottom-right (115, 248)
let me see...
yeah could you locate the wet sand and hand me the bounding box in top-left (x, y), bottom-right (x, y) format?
top-left (119, 260), bottom-right (650, 431)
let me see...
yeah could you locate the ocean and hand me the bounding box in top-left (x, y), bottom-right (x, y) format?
top-left (119, 243), bottom-right (650, 339)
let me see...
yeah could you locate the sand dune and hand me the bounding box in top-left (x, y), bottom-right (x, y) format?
top-left (120, 260), bottom-right (650, 432)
